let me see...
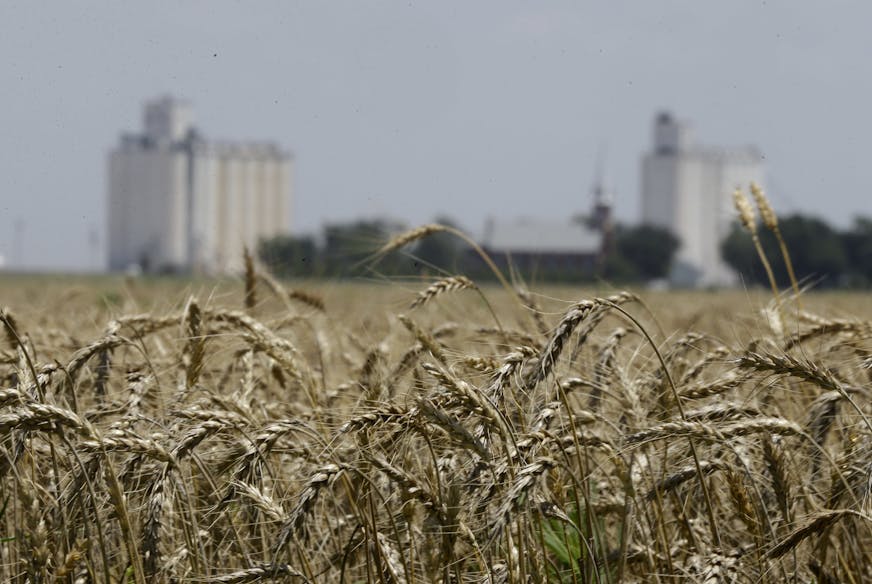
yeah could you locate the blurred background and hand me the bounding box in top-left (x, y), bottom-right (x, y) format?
top-left (1, 1), bottom-right (870, 287)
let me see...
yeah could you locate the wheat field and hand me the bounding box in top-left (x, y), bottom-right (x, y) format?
top-left (1, 267), bottom-right (871, 583)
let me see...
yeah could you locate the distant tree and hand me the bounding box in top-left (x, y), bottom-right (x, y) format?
top-left (602, 250), bottom-right (639, 282)
top-left (721, 223), bottom-right (761, 285)
top-left (776, 215), bottom-right (847, 287)
top-left (412, 216), bottom-right (467, 273)
top-left (722, 214), bottom-right (847, 288)
top-left (258, 235), bottom-right (318, 277)
top-left (842, 217), bottom-right (872, 285)
top-left (323, 219), bottom-right (418, 276)
top-left (614, 224), bottom-right (680, 280)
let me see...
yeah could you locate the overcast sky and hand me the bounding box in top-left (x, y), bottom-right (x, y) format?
top-left (2, 1), bottom-right (871, 270)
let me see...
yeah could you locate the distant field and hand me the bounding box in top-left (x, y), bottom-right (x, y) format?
top-left (3, 272), bottom-right (871, 333)
top-left (1, 272), bottom-right (871, 582)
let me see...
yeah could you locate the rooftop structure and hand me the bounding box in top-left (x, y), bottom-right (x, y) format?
top-left (483, 217), bottom-right (602, 255)
top-left (477, 179), bottom-right (613, 280)
top-left (107, 96), bottom-right (293, 273)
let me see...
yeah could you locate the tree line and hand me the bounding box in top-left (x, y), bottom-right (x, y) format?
top-left (258, 213), bottom-right (872, 287)
top-left (257, 217), bottom-right (680, 283)
top-left (722, 214), bottom-right (872, 288)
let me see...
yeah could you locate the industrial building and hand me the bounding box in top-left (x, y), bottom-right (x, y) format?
top-left (640, 112), bottom-right (764, 287)
top-left (107, 96), bottom-right (292, 273)
top-left (475, 180), bottom-right (613, 281)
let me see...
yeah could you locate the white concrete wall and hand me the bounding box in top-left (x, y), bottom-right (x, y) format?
top-left (107, 150), bottom-right (130, 270)
top-left (640, 155), bottom-right (678, 230)
top-left (164, 152), bottom-right (188, 268)
top-left (108, 146), bottom-right (188, 271)
top-left (213, 154), bottom-right (234, 272)
top-left (641, 119), bottom-right (763, 287)
top-left (190, 150), bottom-right (220, 271)
top-left (242, 157), bottom-right (258, 253)
top-left (204, 152), bottom-right (291, 273)
top-left (675, 156), bottom-right (706, 272)
top-left (276, 158), bottom-right (292, 236)
top-left (108, 101), bottom-right (292, 274)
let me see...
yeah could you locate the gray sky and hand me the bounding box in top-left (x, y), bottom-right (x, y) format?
top-left (2, 1), bottom-right (871, 270)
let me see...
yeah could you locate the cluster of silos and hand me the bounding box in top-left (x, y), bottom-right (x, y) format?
top-left (107, 96), bottom-right (291, 273)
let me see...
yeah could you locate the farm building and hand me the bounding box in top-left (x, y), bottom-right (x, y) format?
top-left (474, 182), bottom-right (613, 281)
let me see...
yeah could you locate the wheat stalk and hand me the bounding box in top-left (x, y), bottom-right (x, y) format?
top-left (734, 187), bottom-right (783, 319)
top-left (751, 181), bottom-right (801, 306)
top-left (410, 275), bottom-right (476, 309)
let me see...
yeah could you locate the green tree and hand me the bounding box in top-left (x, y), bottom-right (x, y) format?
top-left (613, 224), bottom-right (680, 280)
top-left (412, 216), bottom-right (467, 273)
top-left (258, 235), bottom-right (318, 277)
top-left (721, 222), bottom-right (761, 285)
top-left (778, 215), bottom-right (847, 286)
top-left (842, 217), bottom-right (872, 285)
top-left (323, 219), bottom-right (418, 276)
top-left (602, 252), bottom-right (639, 283)
top-left (722, 214), bottom-right (848, 288)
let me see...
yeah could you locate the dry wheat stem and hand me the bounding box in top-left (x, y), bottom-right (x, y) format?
top-left (625, 417), bottom-right (803, 446)
top-left (734, 187), bottom-right (783, 319)
top-left (287, 289), bottom-right (326, 312)
top-left (410, 275), bottom-right (476, 309)
top-left (751, 181), bottom-right (802, 306)
top-left (7, 251), bottom-right (872, 582)
top-left (767, 509), bottom-right (872, 559)
top-left (208, 563), bottom-right (308, 583)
